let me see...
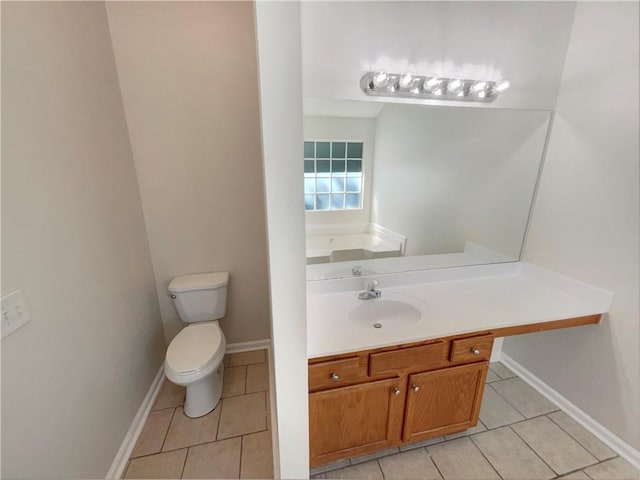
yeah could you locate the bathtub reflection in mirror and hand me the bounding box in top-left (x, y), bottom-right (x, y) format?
top-left (304, 99), bottom-right (552, 280)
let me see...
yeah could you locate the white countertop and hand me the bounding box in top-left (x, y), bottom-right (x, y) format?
top-left (306, 262), bottom-right (613, 359)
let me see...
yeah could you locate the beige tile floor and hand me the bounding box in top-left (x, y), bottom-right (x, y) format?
top-left (123, 349), bottom-right (273, 479)
top-left (311, 362), bottom-right (640, 480)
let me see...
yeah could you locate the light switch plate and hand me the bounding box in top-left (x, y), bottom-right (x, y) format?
top-left (1, 288), bottom-right (31, 339)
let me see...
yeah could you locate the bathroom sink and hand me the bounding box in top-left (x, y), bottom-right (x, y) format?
top-left (348, 292), bottom-right (425, 329)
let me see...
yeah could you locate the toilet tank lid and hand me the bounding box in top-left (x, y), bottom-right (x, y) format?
top-left (169, 272), bottom-right (229, 293)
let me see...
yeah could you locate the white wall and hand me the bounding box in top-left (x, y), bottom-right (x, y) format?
top-left (301, 1), bottom-right (575, 110)
top-left (105, 2), bottom-right (271, 345)
top-left (303, 116), bottom-right (376, 231)
top-left (504, 2), bottom-right (639, 450)
top-left (254, 2), bottom-right (309, 477)
top-left (1, 3), bottom-right (166, 477)
top-left (371, 104), bottom-right (550, 258)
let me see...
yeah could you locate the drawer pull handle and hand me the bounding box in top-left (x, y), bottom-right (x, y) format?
top-left (392, 387), bottom-right (401, 396)
top-left (471, 347), bottom-right (481, 355)
top-left (330, 373), bottom-right (340, 382)
top-left (412, 384), bottom-right (420, 393)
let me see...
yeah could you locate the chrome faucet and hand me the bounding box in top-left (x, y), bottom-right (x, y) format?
top-left (352, 264), bottom-right (362, 277)
top-left (358, 279), bottom-right (382, 300)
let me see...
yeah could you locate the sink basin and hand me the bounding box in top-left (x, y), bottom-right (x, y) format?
top-left (349, 292), bottom-right (425, 329)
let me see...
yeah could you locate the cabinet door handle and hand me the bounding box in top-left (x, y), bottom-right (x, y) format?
top-left (330, 373), bottom-right (339, 382)
top-left (411, 384), bottom-right (420, 393)
top-left (471, 347), bottom-right (480, 355)
top-left (392, 387), bottom-right (401, 396)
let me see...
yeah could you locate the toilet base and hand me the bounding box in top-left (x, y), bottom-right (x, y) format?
top-left (183, 364), bottom-right (224, 418)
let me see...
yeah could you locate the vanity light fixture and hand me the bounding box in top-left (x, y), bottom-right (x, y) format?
top-left (361, 71), bottom-right (510, 103)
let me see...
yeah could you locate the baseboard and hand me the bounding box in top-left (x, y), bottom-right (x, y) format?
top-left (226, 338), bottom-right (271, 354)
top-left (500, 353), bottom-right (640, 470)
top-left (266, 342), bottom-right (281, 479)
top-left (105, 365), bottom-right (165, 479)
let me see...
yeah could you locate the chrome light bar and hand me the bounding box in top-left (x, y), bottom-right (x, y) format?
top-left (360, 71), bottom-right (510, 103)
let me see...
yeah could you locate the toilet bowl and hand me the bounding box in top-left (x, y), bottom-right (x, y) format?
top-left (165, 272), bottom-right (229, 418)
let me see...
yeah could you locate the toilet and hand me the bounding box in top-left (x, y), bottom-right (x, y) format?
top-left (165, 271), bottom-right (229, 418)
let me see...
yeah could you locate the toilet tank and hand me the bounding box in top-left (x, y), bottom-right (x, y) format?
top-left (168, 272), bottom-right (229, 323)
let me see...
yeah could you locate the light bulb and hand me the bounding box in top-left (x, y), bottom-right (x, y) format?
top-left (477, 90), bottom-right (487, 98)
top-left (425, 76), bottom-right (441, 89)
top-left (447, 79), bottom-right (464, 94)
top-left (372, 71), bottom-right (389, 88)
top-left (471, 81), bottom-right (487, 93)
top-left (495, 80), bottom-right (510, 92)
top-left (399, 72), bottom-right (415, 89)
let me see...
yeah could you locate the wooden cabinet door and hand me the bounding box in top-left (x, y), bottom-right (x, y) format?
top-left (403, 362), bottom-right (488, 443)
top-left (309, 378), bottom-right (404, 467)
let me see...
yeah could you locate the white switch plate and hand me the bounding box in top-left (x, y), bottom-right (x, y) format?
top-left (1, 288), bottom-right (31, 339)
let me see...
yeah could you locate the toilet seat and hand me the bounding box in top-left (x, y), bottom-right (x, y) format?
top-left (165, 322), bottom-right (225, 379)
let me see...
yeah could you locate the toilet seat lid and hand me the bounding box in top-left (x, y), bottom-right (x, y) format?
top-left (166, 323), bottom-right (224, 374)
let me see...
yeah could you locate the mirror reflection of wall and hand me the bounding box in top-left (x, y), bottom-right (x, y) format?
top-left (304, 100), bottom-right (552, 279)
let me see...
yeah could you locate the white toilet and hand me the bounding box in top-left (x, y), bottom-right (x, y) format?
top-left (165, 271), bottom-right (229, 418)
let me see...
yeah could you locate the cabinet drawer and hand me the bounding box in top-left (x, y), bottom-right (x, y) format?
top-left (309, 357), bottom-right (361, 391)
top-left (369, 341), bottom-right (446, 376)
top-left (449, 334), bottom-right (494, 363)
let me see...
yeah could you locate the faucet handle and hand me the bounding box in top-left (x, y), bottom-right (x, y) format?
top-left (368, 279), bottom-right (379, 290)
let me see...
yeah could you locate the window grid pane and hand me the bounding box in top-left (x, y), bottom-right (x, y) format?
top-left (303, 141), bottom-right (364, 211)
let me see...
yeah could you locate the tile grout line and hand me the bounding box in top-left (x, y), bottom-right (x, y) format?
top-left (486, 381), bottom-right (531, 420)
top-left (506, 422), bottom-right (561, 475)
top-left (488, 366), bottom-right (504, 381)
top-left (546, 412), bottom-right (617, 462)
top-left (150, 403), bottom-right (184, 413)
top-left (550, 456), bottom-right (624, 480)
top-left (127, 427), bottom-right (270, 461)
top-left (506, 422), bottom-right (602, 477)
top-left (517, 413), bottom-right (599, 467)
top-left (375, 458), bottom-right (384, 479)
top-left (466, 434), bottom-right (505, 480)
top-left (582, 464), bottom-right (596, 479)
top-left (215, 398), bottom-right (223, 442)
top-left (550, 464), bottom-right (594, 480)
top-left (481, 407), bottom-right (561, 432)
top-left (423, 446), bottom-right (446, 480)
top-left (488, 363), bottom-right (518, 381)
top-left (158, 406), bottom-right (178, 454)
top-left (179, 446), bottom-right (189, 479)
top-left (243, 364), bottom-right (248, 395)
top-left (488, 379), bottom-right (563, 423)
top-left (239, 434), bottom-right (245, 479)
top-left (120, 460), bottom-right (130, 480)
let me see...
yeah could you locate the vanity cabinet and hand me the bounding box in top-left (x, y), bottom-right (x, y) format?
top-left (403, 363), bottom-right (486, 443)
top-left (308, 333), bottom-right (492, 467)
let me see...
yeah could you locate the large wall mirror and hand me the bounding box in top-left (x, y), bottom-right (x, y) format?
top-left (304, 98), bottom-right (552, 280)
